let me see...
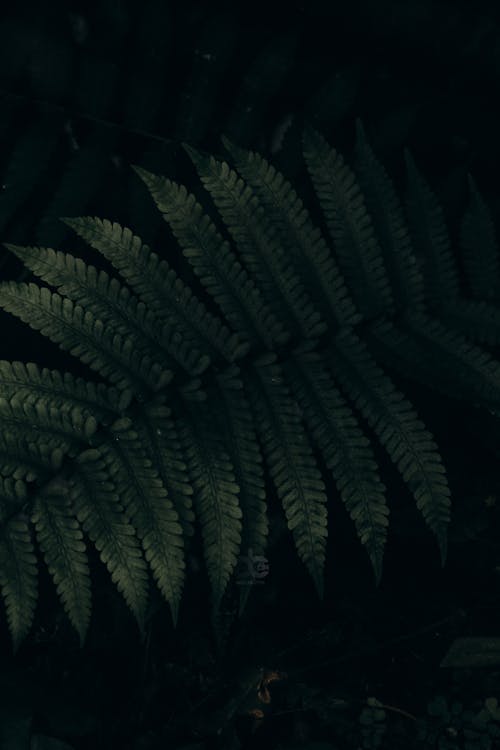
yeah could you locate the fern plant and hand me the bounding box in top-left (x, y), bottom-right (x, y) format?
top-left (0, 120), bottom-right (497, 651)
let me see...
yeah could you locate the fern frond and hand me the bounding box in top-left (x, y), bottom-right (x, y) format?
top-left (354, 121), bottom-right (425, 316)
top-left (184, 146), bottom-right (326, 341)
top-left (404, 151), bottom-right (459, 309)
top-left (32, 479), bottom-right (91, 646)
top-left (133, 166), bottom-right (287, 349)
top-left (0, 394), bottom-right (97, 455)
top-left (62, 217), bottom-right (244, 367)
top-left (213, 366), bottom-right (268, 611)
top-left (368, 316), bottom-right (500, 414)
top-left (285, 345), bottom-right (387, 582)
top-left (302, 127), bottom-right (393, 320)
top-left (222, 137), bottom-right (360, 331)
top-left (134, 400), bottom-right (195, 540)
top-left (247, 354), bottom-right (328, 596)
top-left (330, 332), bottom-right (450, 561)
top-left (71, 449), bottom-right (149, 631)
top-left (0, 517), bottom-right (37, 652)
top-left (0, 361), bottom-right (131, 423)
top-left (0, 475), bottom-right (27, 518)
top-left (460, 175), bottom-right (500, 301)
top-left (0, 432), bottom-right (64, 482)
top-left (98, 418), bottom-right (185, 624)
top-left (4, 243), bottom-right (177, 373)
top-left (0, 282), bottom-right (172, 394)
top-left (178, 401), bottom-right (242, 609)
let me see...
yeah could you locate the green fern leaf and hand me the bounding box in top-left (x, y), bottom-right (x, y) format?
top-left (222, 136), bottom-right (360, 331)
top-left (98, 418), bottom-right (185, 624)
top-left (133, 166), bottom-right (287, 349)
top-left (404, 151), bottom-right (459, 310)
top-left (71, 449), bottom-right (149, 631)
top-left (213, 366), bottom-right (268, 611)
top-left (62, 216), bottom-right (244, 367)
top-left (330, 332), bottom-right (450, 561)
top-left (0, 432), bottom-right (64, 482)
top-left (0, 361), bottom-right (131, 423)
top-left (285, 345), bottom-right (387, 582)
top-left (0, 394), bottom-right (97, 456)
top-left (32, 479), bottom-right (91, 646)
top-left (0, 517), bottom-right (37, 652)
top-left (4, 243), bottom-right (176, 374)
top-left (178, 400), bottom-right (242, 609)
top-left (134, 400), bottom-right (195, 540)
top-left (302, 127), bottom-right (393, 320)
top-left (247, 354), bottom-right (328, 596)
top-left (184, 145), bottom-right (326, 341)
top-left (354, 120), bottom-right (425, 316)
top-left (0, 282), bottom-right (172, 394)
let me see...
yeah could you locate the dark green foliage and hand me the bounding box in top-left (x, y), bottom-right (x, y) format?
top-left (0, 122), bottom-right (499, 651)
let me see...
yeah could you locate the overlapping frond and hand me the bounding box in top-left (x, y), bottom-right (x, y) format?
top-left (133, 167), bottom-right (286, 350)
top-left (329, 332), bottom-right (451, 561)
top-left (285, 345), bottom-right (387, 581)
top-left (71, 449), bottom-right (149, 631)
top-left (404, 151), bottom-right (459, 310)
top-left (4, 243), bottom-right (177, 373)
top-left (62, 216), bottom-right (244, 367)
top-left (0, 282), bottom-right (172, 394)
top-left (185, 146), bottom-right (326, 341)
top-left (1, 123), bottom-right (495, 649)
top-left (0, 361), bottom-right (132, 423)
top-left (222, 137), bottom-right (360, 331)
top-left (0, 515), bottom-right (37, 652)
top-left (97, 418), bottom-right (185, 624)
top-left (354, 121), bottom-right (425, 316)
top-left (178, 398), bottom-right (242, 609)
top-left (32, 479), bottom-right (91, 646)
top-left (247, 354), bottom-right (328, 596)
top-left (303, 127), bottom-right (393, 320)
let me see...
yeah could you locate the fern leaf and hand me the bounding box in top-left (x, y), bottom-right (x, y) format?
top-left (460, 175), bottom-right (500, 301)
top-left (285, 345), bottom-right (388, 582)
top-left (330, 332), bottom-right (451, 561)
top-left (63, 216), bottom-right (244, 367)
top-left (133, 166), bottom-right (287, 349)
top-left (0, 476), bottom-right (27, 519)
top-left (404, 151), bottom-right (459, 309)
top-left (99, 419), bottom-right (185, 624)
top-left (0, 394), bottom-right (97, 455)
top-left (4, 243), bottom-right (176, 374)
top-left (178, 401), bottom-right (242, 609)
top-left (32, 480), bottom-right (91, 646)
top-left (134, 400), bottom-right (195, 540)
top-left (222, 137), bottom-right (360, 331)
top-left (213, 366), bottom-right (268, 611)
top-left (0, 517), bottom-right (37, 652)
top-left (0, 361), bottom-right (131, 423)
top-left (0, 432), bottom-right (64, 482)
top-left (368, 316), bottom-right (500, 414)
top-left (247, 354), bottom-right (328, 596)
top-left (185, 146), bottom-right (326, 341)
top-left (354, 120), bottom-right (425, 316)
top-left (302, 127), bottom-right (393, 320)
top-left (71, 449), bottom-right (149, 631)
top-left (0, 282), bottom-right (172, 394)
